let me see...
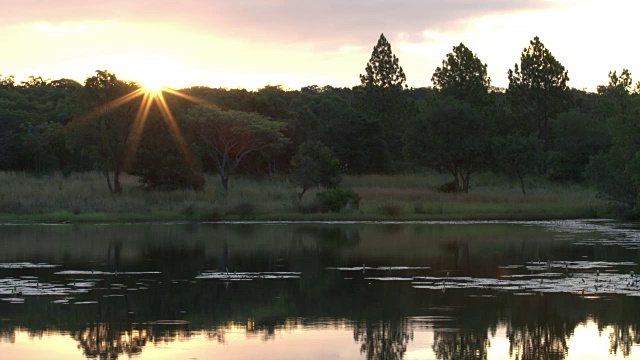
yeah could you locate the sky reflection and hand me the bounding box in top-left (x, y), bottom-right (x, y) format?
top-left (2, 321), bottom-right (640, 360)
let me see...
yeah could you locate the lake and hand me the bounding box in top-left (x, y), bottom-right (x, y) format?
top-left (1, 220), bottom-right (640, 359)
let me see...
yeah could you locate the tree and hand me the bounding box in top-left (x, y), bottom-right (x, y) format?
top-left (548, 110), bottom-right (610, 181)
top-left (432, 43), bottom-right (490, 107)
top-left (287, 85), bottom-right (390, 173)
top-left (0, 74), bottom-right (14, 88)
top-left (508, 36), bottom-right (572, 173)
top-left (290, 141), bottom-right (341, 199)
top-left (66, 70), bottom-right (142, 193)
top-left (596, 69), bottom-right (636, 117)
top-left (358, 33), bottom-right (411, 169)
top-left (360, 33), bottom-right (407, 90)
top-left (404, 98), bottom-right (491, 193)
top-left (19, 121), bottom-right (59, 175)
top-left (492, 134), bottom-right (541, 195)
top-left (186, 105), bottom-right (287, 191)
top-left (587, 87), bottom-right (640, 217)
top-left (0, 118), bottom-right (15, 166)
top-left (128, 107), bottom-right (205, 191)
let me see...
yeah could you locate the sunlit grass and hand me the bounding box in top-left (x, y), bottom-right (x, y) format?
top-left (0, 172), bottom-right (610, 222)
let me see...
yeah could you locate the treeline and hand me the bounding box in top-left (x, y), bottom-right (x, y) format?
top-left (1, 34), bottom-right (640, 215)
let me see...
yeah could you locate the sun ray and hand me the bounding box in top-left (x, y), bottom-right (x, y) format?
top-left (155, 91), bottom-right (199, 172)
top-left (163, 88), bottom-right (212, 105)
top-left (73, 84), bottom-right (215, 181)
top-left (123, 91), bottom-right (155, 169)
top-left (74, 88), bottom-right (145, 124)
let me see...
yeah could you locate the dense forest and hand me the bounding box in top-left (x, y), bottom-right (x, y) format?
top-left (1, 35), bottom-right (639, 216)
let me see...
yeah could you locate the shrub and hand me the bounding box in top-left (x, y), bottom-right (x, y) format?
top-left (203, 207), bottom-right (222, 222)
top-left (413, 202), bottom-right (426, 214)
top-left (381, 203), bottom-right (402, 217)
top-left (437, 181), bottom-right (457, 193)
top-left (316, 188), bottom-right (360, 213)
top-left (228, 201), bottom-right (257, 219)
top-left (290, 141), bottom-right (341, 199)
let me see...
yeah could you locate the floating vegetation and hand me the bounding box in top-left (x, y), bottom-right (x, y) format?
top-left (327, 266), bottom-right (430, 271)
top-left (195, 272), bottom-right (301, 281)
top-left (364, 277), bottom-right (414, 281)
top-left (70, 282), bottom-right (96, 288)
top-left (538, 220), bottom-right (640, 249)
top-left (0, 278), bottom-right (90, 298)
top-left (73, 301), bottom-right (98, 305)
top-left (54, 270), bottom-right (161, 275)
top-left (0, 262), bottom-right (60, 269)
top-left (2, 298), bottom-right (25, 303)
top-left (412, 270), bottom-right (640, 297)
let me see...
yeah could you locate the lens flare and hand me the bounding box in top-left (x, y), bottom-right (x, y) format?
top-left (74, 83), bottom-right (210, 179)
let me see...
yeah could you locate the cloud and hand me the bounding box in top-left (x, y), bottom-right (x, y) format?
top-left (4, 0), bottom-right (558, 47)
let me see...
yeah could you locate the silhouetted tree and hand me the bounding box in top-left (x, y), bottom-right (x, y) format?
top-left (66, 70), bottom-right (142, 193)
top-left (508, 36), bottom-right (572, 173)
top-left (290, 141), bottom-right (341, 199)
top-left (432, 43), bottom-right (490, 107)
top-left (405, 98), bottom-right (491, 192)
top-left (358, 33), bottom-right (410, 170)
top-left (187, 105), bottom-right (288, 190)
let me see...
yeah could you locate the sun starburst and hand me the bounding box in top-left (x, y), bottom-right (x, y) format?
top-left (77, 80), bottom-right (213, 179)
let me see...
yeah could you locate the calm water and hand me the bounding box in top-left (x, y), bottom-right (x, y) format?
top-left (1, 220), bottom-right (640, 359)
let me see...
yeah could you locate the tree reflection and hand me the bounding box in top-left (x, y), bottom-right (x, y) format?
top-left (354, 319), bottom-right (413, 360)
top-left (432, 328), bottom-right (490, 360)
top-left (507, 323), bottom-right (570, 360)
top-left (609, 324), bottom-right (640, 357)
top-left (73, 323), bottom-right (190, 359)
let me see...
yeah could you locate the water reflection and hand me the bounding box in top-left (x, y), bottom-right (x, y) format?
top-left (432, 327), bottom-right (490, 360)
top-left (1, 221), bottom-right (640, 359)
top-left (354, 319), bottom-right (414, 360)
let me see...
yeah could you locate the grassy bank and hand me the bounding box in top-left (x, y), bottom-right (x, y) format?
top-left (0, 171), bottom-right (611, 222)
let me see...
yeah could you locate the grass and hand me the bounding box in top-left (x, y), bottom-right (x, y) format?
top-left (0, 171), bottom-right (612, 223)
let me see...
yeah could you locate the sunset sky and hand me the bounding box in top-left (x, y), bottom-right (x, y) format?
top-left (2, 0), bottom-right (638, 91)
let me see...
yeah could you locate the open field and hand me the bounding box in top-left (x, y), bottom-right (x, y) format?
top-left (0, 171), bottom-right (611, 222)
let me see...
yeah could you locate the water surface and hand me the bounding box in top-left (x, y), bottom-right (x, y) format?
top-left (1, 220), bottom-right (640, 359)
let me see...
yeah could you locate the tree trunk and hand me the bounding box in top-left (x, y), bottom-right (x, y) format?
top-left (518, 172), bottom-right (526, 195)
top-left (103, 168), bottom-right (114, 193)
top-left (461, 171), bottom-right (471, 193)
top-left (298, 187), bottom-right (308, 200)
top-left (220, 174), bottom-right (229, 191)
top-left (113, 159), bottom-right (123, 194)
top-left (452, 172), bottom-right (461, 193)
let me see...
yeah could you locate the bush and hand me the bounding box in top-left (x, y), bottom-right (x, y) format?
top-left (228, 201), bottom-right (257, 219)
top-left (316, 188), bottom-right (360, 213)
top-left (437, 181), bottom-right (458, 193)
top-left (381, 203), bottom-right (402, 216)
top-left (290, 141), bottom-right (341, 199)
top-left (203, 207), bottom-right (222, 222)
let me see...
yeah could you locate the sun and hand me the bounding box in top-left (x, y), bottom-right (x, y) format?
top-left (141, 78), bottom-right (166, 93)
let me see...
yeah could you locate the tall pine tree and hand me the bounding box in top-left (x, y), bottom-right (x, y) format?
top-left (508, 36), bottom-right (572, 173)
top-left (357, 33), bottom-right (410, 171)
top-left (360, 33), bottom-right (407, 90)
top-left (432, 43), bottom-right (490, 107)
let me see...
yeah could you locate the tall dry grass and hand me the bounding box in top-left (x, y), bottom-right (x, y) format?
top-left (0, 171), bottom-right (610, 221)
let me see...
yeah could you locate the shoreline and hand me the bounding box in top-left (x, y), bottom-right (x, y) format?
top-left (0, 210), bottom-right (612, 224)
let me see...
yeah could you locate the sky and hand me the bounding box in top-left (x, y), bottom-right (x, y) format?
top-left (1, 0), bottom-right (638, 91)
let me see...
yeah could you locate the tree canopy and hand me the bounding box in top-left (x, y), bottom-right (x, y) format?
top-left (508, 36), bottom-right (572, 172)
top-left (186, 104), bottom-right (288, 190)
top-left (360, 33), bottom-right (407, 90)
top-left (432, 43), bottom-right (490, 106)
